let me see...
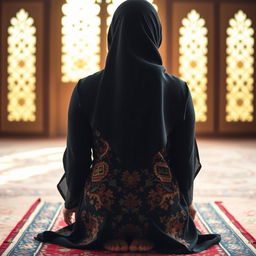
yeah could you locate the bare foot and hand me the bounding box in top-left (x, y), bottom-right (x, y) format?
top-left (103, 238), bottom-right (129, 252)
top-left (129, 237), bottom-right (154, 252)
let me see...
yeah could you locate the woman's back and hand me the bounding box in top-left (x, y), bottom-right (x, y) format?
top-left (79, 70), bottom-right (188, 137)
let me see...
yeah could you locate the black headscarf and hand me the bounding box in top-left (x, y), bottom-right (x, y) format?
top-left (91, 0), bottom-right (168, 169)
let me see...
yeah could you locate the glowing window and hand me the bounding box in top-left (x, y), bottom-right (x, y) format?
top-left (179, 9), bottom-right (208, 122)
top-left (106, 0), bottom-right (158, 33)
top-left (61, 0), bottom-right (102, 82)
top-left (226, 10), bottom-right (254, 122)
top-left (7, 9), bottom-right (36, 122)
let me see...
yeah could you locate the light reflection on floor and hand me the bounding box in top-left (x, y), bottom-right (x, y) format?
top-left (0, 147), bottom-right (64, 184)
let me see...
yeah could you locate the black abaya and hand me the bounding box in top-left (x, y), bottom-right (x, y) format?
top-left (35, 0), bottom-right (221, 253)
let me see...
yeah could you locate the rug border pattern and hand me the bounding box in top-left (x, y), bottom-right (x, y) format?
top-left (1, 200), bottom-right (62, 256)
top-left (1, 199), bottom-right (255, 256)
top-left (195, 202), bottom-right (256, 256)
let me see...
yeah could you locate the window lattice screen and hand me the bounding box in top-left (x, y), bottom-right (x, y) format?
top-left (225, 10), bottom-right (254, 122)
top-left (179, 9), bottom-right (208, 122)
top-left (7, 8), bottom-right (36, 122)
top-left (61, 0), bottom-right (102, 82)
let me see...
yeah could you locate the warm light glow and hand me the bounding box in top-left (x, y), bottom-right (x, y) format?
top-left (7, 9), bottom-right (36, 122)
top-left (179, 9), bottom-right (208, 122)
top-left (106, 0), bottom-right (158, 38)
top-left (226, 10), bottom-right (254, 122)
top-left (61, 0), bottom-right (102, 82)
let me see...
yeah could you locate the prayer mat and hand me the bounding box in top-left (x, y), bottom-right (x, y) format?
top-left (0, 199), bottom-right (255, 255)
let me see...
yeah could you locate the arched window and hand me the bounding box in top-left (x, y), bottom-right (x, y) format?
top-left (61, 0), bottom-right (102, 82)
top-left (226, 10), bottom-right (254, 122)
top-left (179, 9), bottom-right (208, 122)
top-left (7, 8), bottom-right (36, 122)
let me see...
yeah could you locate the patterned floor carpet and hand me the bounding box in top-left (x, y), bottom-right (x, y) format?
top-left (1, 199), bottom-right (255, 255)
top-left (0, 137), bottom-right (256, 245)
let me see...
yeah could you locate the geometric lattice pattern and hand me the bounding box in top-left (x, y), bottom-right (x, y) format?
top-left (106, 0), bottom-right (157, 36)
top-left (226, 10), bottom-right (254, 122)
top-left (179, 9), bottom-right (208, 122)
top-left (7, 9), bottom-right (36, 122)
top-left (61, 0), bottom-right (102, 82)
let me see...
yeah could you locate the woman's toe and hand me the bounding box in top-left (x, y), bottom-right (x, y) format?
top-left (129, 239), bottom-right (139, 251)
top-left (120, 240), bottom-right (129, 251)
top-left (129, 238), bottom-right (154, 252)
top-left (103, 239), bottom-right (128, 252)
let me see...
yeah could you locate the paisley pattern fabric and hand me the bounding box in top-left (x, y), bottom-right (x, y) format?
top-left (84, 129), bottom-right (189, 246)
top-left (35, 129), bottom-right (221, 254)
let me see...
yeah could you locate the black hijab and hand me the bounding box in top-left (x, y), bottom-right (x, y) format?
top-left (91, 0), bottom-right (168, 169)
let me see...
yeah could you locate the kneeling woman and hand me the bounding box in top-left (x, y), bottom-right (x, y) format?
top-left (35, 0), bottom-right (221, 253)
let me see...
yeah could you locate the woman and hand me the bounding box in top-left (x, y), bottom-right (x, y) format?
top-left (35, 0), bottom-right (221, 253)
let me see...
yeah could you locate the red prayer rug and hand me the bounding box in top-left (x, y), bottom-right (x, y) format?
top-left (0, 199), bottom-right (255, 256)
